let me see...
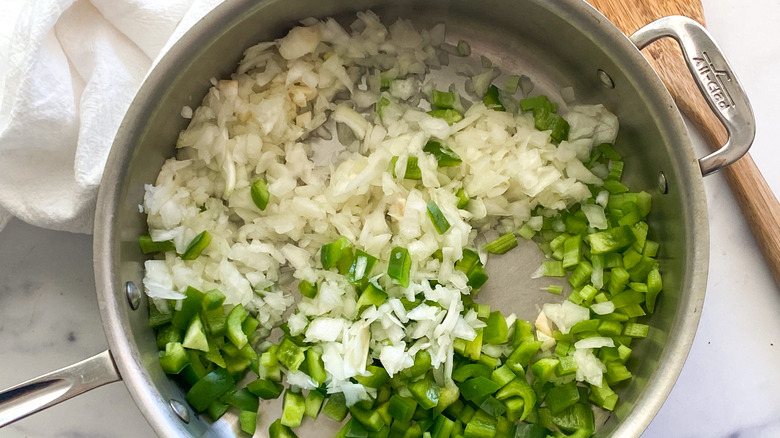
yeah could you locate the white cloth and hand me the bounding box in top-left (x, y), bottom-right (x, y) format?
top-left (0, 0), bottom-right (223, 233)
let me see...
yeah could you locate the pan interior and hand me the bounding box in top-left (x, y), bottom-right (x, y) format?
top-left (94, 0), bottom-right (708, 437)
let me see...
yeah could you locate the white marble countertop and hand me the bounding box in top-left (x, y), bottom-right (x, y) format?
top-left (1, 0), bottom-right (779, 437)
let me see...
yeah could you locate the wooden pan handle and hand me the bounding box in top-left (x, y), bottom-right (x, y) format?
top-left (637, 20), bottom-right (780, 286)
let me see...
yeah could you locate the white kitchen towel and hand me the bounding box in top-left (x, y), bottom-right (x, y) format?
top-left (0, 0), bottom-right (223, 233)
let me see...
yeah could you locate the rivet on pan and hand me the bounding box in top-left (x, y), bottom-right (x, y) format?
top-left (170, 399), bottom-right (191, 424)
top-left (597, 69), bottom-right (615, 89)
top-left (125, 281), bottom-right (141, 310)
top-left (658, 171), bottom-right (669, 194)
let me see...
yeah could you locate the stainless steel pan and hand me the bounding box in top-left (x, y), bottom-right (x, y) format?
top-left (0, 0), bottom-right (754, 436)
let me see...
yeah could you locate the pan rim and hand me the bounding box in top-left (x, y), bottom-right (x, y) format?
top-left (93, 0), bottom-right (709, 436)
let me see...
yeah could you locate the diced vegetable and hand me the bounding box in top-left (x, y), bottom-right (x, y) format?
top-left (251, 178), bottom-right (270, 210)
top-left (423, 140), bottom-right (462, 167)
top-left (138, 235), bottom-right (175, 254)
top-left (181, 231), bottom-right (211, 260)
top-left (483, 233), bottom-right (518, 255)
top-left (426, 201), bottom-right (451, 234)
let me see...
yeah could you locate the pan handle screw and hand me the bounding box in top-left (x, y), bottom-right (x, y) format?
top-left (597, 69), bottom-right (614, 88)
top-left (170, 399), bottom-right (191, 423)
top-left (658, 171), bottom-right (669, 194)
top-left (125, 281), bottom-right (141, 310)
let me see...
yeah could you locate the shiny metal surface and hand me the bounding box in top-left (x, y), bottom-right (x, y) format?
top-left (2, 0), bottom-right (745, 435)
top-left (126, 281), bottom-right (141, 310)
top-left (95, 1), bottom-right (711, 436)
top-left (0, 350), bottom-right (119, 428)
top-left (630, 16), bottom-right (756, 176)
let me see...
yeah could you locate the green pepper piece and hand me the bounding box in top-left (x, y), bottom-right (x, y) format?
top-left (305, 349), bottom-right (327, 385)
top-left (242, 315), bottom-right (260, 338)
top-left (348, 250), bottom-right (378, 285)
top-left (239, 410), bottom-right (258, 435)
top-left (354, 365), bottom-right (391, 388)
top-left (426, 201), bottom-right (450, 234)
top-left (607, 267), bottom-right (630, 295)
top-left (149, 303), bottom-right (173, 328)
top-left (305, 389), bottom-right (326, 419)
top-left (269, 418), bottom-right (298, 438)
top-left (483, 311), bottom-right (509, 345)
top-left (357, 281), bottom-right (388, 312)
top-left (182, 315), bottom-right (209, 352)
top-left (321, 237), bottom-right (350, 270)
top-left (513, 423), bottom-right (549, 438)
top-left (432, 89), bottom-right (458, 109)
top-left (276, 336), bottom-right (308, 373)
top-left (544, 381), bottom-right (580, 415)
top-left (452, 363), bottom-right (493, 382)
top-left (404, 156), bottom-right (423, 180)
top-left (627, 254), bottom-right (656, 282)
top-left (548, 403), bottom-right (594, 435)
top-left (495, 378), bottom-right (536, 422)
top-left (423, 140), bottom-right (462, 168)
top-left (408, 375), bottom-right (441, 410)
top-left (156, 324), bottom-right (183, 349)
top-left (205, 400), bottom-right (229, 421)
top-left (483, 233), bottom-right (518, 255)
top-left (338, 247), bottom-right (355, 275)
top-left (533, 107), bottom-right (569, 142)
top-left (138, 234), bottom-right (175, 254)
top-left (201, 307), bottom-right (227, 337)
top-left (226, 304), bottom-right (248, 349)
top-left (503, 397), bottom-right (525, 422)
top-left (298, 280), bottom-right (318, 299)
top-left (623, 322), bottom-right (649, 338)
top-left (434, 384), bottom-right (460, 416)
top-left (201, 289), bottom-right (226, 311)
top-left (247, 378), bottom-right (284, 399)
top-left (490, 365), bottom-right (516, 388)
top-left (402, 350), bottom-right (432, 379)
top-left (456, 188), bottom-right (469, 209)
top-left (520, 95), bottom-right (556, 113)
top-left (350, 405), bottom-right (387, 432)
top-left (430, 414), bottom-right (455, 438)
top-left (505, 340), bottom-right (543, 373)
top-left (185, 368), bottom-right (236, 412)
top-left (458, 376), bottom-right (500, 403)
top-left (251, 178), bottom-right (270, 211)
top-left (158, 342), bottom-right (190, 374)
top-left (182, 231), bottom-right (211, 260)
top-left (556, 355), bottom-right (578, 377)
top-left (388, 395), bottom-right (417, 423)
top-left (460, 329), bottom-right (483, 361)
top-left (322, 392), bottom-right (349, 421)
top-left (172, 286), bottom-right (204, 330)
top-left (221, 387), bottom-right (259, 412)
top-left (281, 390), bottom-right (306, 428)
top-left (512, 320), bottom-right (535, 347)
top-left (463, 410), bottom-right (497, 438)
top-left (561, 235), bottom-right (583, 269)
top-left (261, 345), bottom-right (282, 382)
top-left (646, 268), bottom-right (663, 313)
top-left (483, 85), bottom-right (505, 111)
top-left (387, 246), bottom-right (412, 287)
top-left (427, 109), bottom-right (463, 125)
top-left (589, 381), bottom-right (618, 411)
top-left (478, 396), bottom-right (506, 416)
top-left (590, 227), bottom-right (635, 256)
top-left (337, 418), bottom-right (368, 438)
top-left (531, 358), bottom-right (560, 384)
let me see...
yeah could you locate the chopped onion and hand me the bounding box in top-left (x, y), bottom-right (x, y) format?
top-left (574, 337), bottom-right (615, 349)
